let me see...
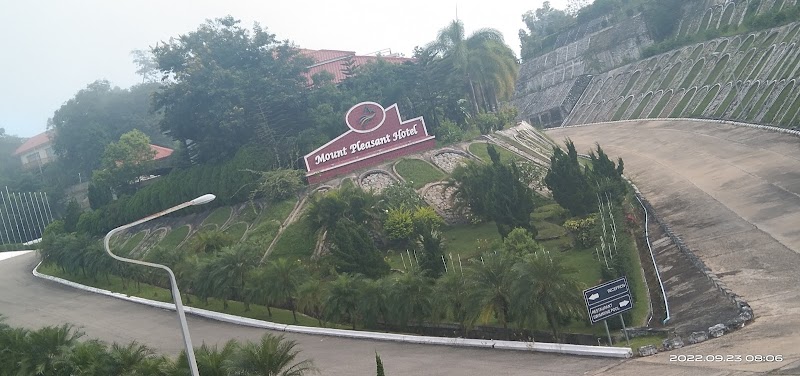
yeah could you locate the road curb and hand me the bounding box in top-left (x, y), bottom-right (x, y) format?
top-left (32, 261), bottom-right (632, 358)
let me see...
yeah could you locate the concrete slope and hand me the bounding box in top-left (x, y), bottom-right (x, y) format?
top-left (548, 120), bottom-right (800, 375)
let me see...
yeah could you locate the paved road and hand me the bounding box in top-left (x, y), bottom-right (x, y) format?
top-left (2, 119), bottom-right (799, 375)
top-left (548, 120), bottom-right (800, 375)
top-left (1, 252), bottom-right (619, 375)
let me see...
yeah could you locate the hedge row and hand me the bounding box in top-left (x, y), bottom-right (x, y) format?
top-left (77, 147), bottom-right (276, 236)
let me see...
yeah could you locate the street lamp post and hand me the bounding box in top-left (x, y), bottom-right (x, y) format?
top-left (103, 194), bottom-right (215, 376)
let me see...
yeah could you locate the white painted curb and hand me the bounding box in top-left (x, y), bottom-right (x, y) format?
top-left (32, 261), bottom-right (632, 358)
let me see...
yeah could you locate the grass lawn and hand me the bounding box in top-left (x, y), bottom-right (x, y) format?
top-left (270, 216), bottom-right (316, 260)
top-left (202, 207), bottom-right (232, 227)
top-left (441, 221), bottom-right (501, 259)
top-left (37, 263), bottom-right (330, 328)
top-left (468, 143), bottom-right (518, 163)
top-left (119, 232), bottom-right (146, 256)
top-left (531, 203), bottom-right (567, 222)
top-left (533, 221), bottom-right (567, 240)
top-left (261, 199), bottom-right (297, 225)
top-left (224, 222), bottom-right (249, 241)
top-left (614, 334), bottom-right (667, 353)
top-left (236, 203), bottom-right (260, 223)
top-left (394, 159), bottom-right (446, 189)
top-left (158, 225), bottom-right (190, 250)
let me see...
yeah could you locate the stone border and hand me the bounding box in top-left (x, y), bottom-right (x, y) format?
top-left (30, 261), bottom-right (632, 358)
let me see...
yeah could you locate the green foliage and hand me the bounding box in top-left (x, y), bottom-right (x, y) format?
top-left (78, 146), bottom-right (276, 237)
top-left (63, 200), bottom-right (82, 233)
top-left (93, 129), bottom-right (156, 195)
top-left (428, 20), bottom-right (519, 114)
top-left (188, 229), bottom-right (235, 254)
top-left (394, 159), bottom-right (445, 189)
top-left (50, 81), bottom-right (166, 176)
top-left (544, 140), bottom-right (595, 216)
top-left (0, 317), bottom-right (316, 376)
top-left (468, 142), bottom-right (517, 163)
top-left (503, 228), bottom-right (538, 255)
top-left (224, 222), bottom-right (249, 241)
top-left (416, 230), bottom-right (446, 277)
top-left (563, 215), bottom-right (598, 247)
top-left (384, 208), bottom-right (415, 242)
top-left (379, 182), bottom-right (425, 211)
top-left (376, 352), bottom-right (386, 376)
top-left (434, 119), bottom-right (467, 144)
top-left (152, 17), bottom-right (312, 164)
top-left (270, 216), bottom-right (316, 260)
top-left (519, 1), bottom-right (576, 59)
top-left (203, 207), bottom-right (233, 227)
top-left (471, 107), bottom-right (517, 135)
top-left (450, 145), bottom-right (536, 238)
top-left (248, 168), bottom-right (305, 203)
top-left (328, 220), bottom-right (389, 278)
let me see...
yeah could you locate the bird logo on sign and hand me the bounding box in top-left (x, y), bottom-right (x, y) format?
top-left (358, 106), bottom-right (376, 129)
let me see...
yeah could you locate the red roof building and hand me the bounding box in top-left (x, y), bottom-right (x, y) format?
top-left (11, 130), bottom-right (173, 171)
top-left (299, 49), bottom-right (412, 85)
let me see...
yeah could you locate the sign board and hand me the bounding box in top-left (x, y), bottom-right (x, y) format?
top-left (583, 276), bottom-right (633, 324)
top-left (304, 102), bottom-right (436, 184)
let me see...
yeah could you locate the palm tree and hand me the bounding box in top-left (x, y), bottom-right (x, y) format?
top-left (356, 277), bottom-right (388, 329)
top-left (225, 334), bottom-right (318, 376)
top-left (16, 323), bottom-right (84, 375)
top-left (465, 251), bottom-right (516, 329)
top-left (263, 257), bottom-right (307, 323)
top-left (324, 273), bottom-right (362, 329)
top-left (296, 277), bottom-right (327, 326)
top-left (432, 271), bottom-right (473, 335)
top-left (108, 341), bottom-right (157, 375)
top-left (210, 243), bottom-right (260, 309)
top-left (512, 251), bottom-right (584, 341)
top-left (56, 339), bottom-right (114, 376)
top-left (169, 340), bottom-right (238, 376)
top-left (386, 268), bottom-right (433, 328)
top-left (429, 20), bottom-right (518, 114)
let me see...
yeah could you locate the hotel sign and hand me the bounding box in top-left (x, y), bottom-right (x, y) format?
top-left (304, 102), bottom-right (435, 183)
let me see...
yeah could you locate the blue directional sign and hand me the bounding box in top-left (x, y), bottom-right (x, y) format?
top-left (583, 276), bottom-right (633, 323)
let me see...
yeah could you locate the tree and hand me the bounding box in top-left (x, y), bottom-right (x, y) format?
top-left (16, 323), bottom-right (84, 376)
top-left (296, 277), bottom-right (327, 326)
top-left (432, 271), bottom-right (473, 334)
top-left (209, 243), bottom-right (260, 309)
top-left (519, 2), bottom-right (576, 60)
top-left (263, 258), bottom-right (307, 323)
top-left (324, 273), bottom-right (361, 329)
top-left (375, 352), bottom-right (386, 376)
top-left (511, 251), bottom-right (584, 340)
top-left (449, 145), bottom-right (537, 238)
top-left (356, 278), bottom-right (388, 329)
top-left (248, 168), bottom-right (305, 202)
top-left (63, 199), bottom-right (82, 233)
top-left (416, 230), bottom-right (445, 277)
top-left (131, 49), bottom-right (159, 83)
top-left (465, 251), bottom-right (516, 328)
top-left (428, 20), bottom-right (519, 114)
top-left (51, 80), bottom-right (166, 176)
top-left (386, 269), bottom-right (433, 328)
top-left (225, 334), bottom-right (318, 376)
top-left (544, 139), bottom-right (596, 216)
top-left (328, 220), bottom-right (390, 278)
top-left (93, 129), bottom-right (156, 195)
top-left (152, 16), bottom-right (312, 163)
top-left (503, 228), bottom-right (538, 255)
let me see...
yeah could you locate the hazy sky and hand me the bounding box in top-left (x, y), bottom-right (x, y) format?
top-left (1, 0), bottom-right (567, 138)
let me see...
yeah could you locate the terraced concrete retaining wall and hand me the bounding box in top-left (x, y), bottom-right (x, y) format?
top-left (565, 22), bottom-right (800, 127)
